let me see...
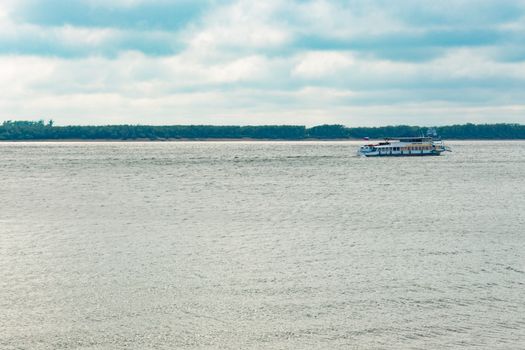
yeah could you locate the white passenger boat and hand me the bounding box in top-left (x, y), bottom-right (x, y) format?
top-left (357, 136), bottom-right (451, 157)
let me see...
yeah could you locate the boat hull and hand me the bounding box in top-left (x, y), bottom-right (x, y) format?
top-left (359, 152), bottom-right (442, 157)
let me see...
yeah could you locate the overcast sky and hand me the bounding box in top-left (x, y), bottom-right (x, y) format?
top-left (1, 0), bottom-right (525, 126)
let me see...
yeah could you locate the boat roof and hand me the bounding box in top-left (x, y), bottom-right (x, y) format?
top-left (385, 137), bottom-right (432, 142)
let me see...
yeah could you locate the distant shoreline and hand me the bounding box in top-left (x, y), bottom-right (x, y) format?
top-left (2, 138), bottom-right (525, 142)
top-left (0, 138), bottom-right (360, 142)
top-left (2, 121), bottom-right (525, 140)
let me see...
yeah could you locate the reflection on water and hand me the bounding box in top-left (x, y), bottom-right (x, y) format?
top-left (1, 141), bottom-right (524, 349)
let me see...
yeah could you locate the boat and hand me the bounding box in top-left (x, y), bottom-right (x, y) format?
top-left (357, 136), bottom-right (451, 157)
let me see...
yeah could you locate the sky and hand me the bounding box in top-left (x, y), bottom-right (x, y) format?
top-left (1, 0), bottom-right (525, 126)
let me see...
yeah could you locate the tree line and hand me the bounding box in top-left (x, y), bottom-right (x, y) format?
top-left (1, 120), bottom-right (525, 140)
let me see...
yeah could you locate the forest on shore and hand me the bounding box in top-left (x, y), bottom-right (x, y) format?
top-left (1, 120), bottom-right (525, 140)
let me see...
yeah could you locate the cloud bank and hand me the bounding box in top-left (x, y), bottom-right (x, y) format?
top-left (1, 0), bottom-right (525, 125)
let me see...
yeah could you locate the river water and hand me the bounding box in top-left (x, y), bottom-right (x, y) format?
top-left (1, 141), bottom-right (524, 349)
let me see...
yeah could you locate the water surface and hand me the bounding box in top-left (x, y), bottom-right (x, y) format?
top-left (1, 141), bottom-right (524, 349)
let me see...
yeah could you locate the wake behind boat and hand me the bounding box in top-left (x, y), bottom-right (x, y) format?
top-left (357, 136), bottom-right (451, 157)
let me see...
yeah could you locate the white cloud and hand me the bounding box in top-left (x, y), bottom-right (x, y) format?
top-left (431, 48), bottom-right (525, 80)
top-left (71, 0), bottom-right (180, 9)
top-left (0, 0), bottom-right (18, 31)
top-left (292, 52), bottom-right (355, 78)
top-left (1, 0), bottom-right (525, 125)
top-left (83, 0), bottom-right (151, 7)
top-left (289, 0), bottom-right (413, 39)
top-left (185, 0), bottom-right (291, 51)
top-left (207, 55), bottom-right (271, 83)
top-left (56, 25), bottom-right (118, 46)
top-left (2, 50), bottom-right (525, 126)
top-left (0, 56), bottom-right (57, 97)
